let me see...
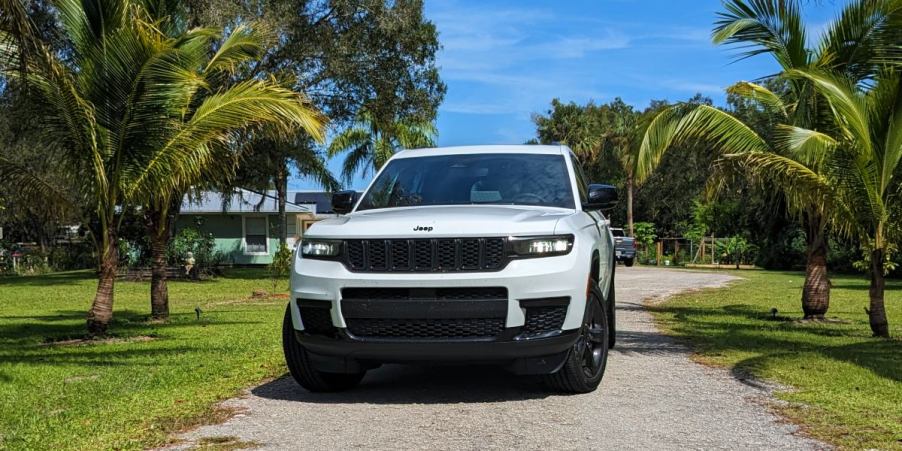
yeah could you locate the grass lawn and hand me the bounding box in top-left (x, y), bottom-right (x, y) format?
top-left (648, 270), bottom-right (902, 450)
top-left (0, 269), bottom-right (288, 450)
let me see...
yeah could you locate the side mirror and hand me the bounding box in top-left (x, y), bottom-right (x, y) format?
top-left (331, 190), bottom-right (357, 214)
top-left (585, 184), bottom-right (618, 211)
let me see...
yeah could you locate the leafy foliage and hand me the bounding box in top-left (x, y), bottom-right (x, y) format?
top-left (328, 108), bottom-right (437, 182)
top-left (267, 243), bottom-right (293, 292)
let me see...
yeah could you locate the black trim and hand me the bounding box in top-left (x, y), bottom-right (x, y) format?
top-left (294, 328), bottom-right (578, 374)
top-left (518, 296), bottom-right (570, 308)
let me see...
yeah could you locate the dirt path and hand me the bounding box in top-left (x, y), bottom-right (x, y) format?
top-left (172, 267), bottom-right (826, 450)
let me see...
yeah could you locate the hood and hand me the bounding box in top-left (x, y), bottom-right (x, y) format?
top-left (307, 205), bottom-right (574, 238)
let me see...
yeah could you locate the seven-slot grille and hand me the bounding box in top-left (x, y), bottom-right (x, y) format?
top-left (344, 238), bottom-right (506, 272)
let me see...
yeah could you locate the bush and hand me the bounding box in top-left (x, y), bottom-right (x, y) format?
top-left (268, 244), bottom-right (292, 292)
top-left (167, 227), bottom-right (223, 272)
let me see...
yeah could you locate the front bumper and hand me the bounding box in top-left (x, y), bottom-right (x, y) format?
top-left (288, 247), bottom-right (591, 374)
top-left (289, 251), bottom-right (590, 331)
top-left (294, 328), bottom-right (579, 375)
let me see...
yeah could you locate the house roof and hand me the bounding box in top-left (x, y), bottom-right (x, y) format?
top-left (180, 189), bottom-right (314, 214)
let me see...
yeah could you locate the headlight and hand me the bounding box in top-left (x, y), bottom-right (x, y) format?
top-left (300, 239), bottom-right (342, 258)
top-left (509, 235), bottom-right (574, 257)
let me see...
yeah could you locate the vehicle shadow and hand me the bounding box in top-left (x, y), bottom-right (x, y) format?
top-left (251, 364), bottom-right (556, 404)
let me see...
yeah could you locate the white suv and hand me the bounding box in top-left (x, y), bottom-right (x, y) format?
top-left (283, 145), bottom-right (618, 393)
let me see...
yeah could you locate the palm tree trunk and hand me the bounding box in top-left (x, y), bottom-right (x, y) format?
top-left (147, 198), bottom-right (180, 320)
top-left (802, 215), bottom-right (830, 319)
top-left (277, 162), bottom-right (288, 246)
top-left (868, 248), bottom-right (890, 337)
top-left (149, 218), bottom-right (169, 320)
top-left (87, 226), bottom-right (117, 335)
top-left (626, 174), bottom-right (634, 237)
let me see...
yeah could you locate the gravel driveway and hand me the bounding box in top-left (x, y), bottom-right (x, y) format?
top-left (173, 267), bottom-right (826, 450)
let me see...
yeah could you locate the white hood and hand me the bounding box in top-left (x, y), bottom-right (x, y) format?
top-left (307, 205), bottom-right (574, 238)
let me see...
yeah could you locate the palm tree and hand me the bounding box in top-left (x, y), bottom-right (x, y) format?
top-left (638, 0), bottom-right (901, 319)
top-left (0, 0), bottom-right (326, 334)
top-left (786, 68), bottom-right (901, 337)
top-left (328, 109), bottom-right (436, 183)
top-left (233, 135), bottom-right (339, 247)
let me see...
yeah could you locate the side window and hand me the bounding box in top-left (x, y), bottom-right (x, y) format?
top-left (570, 154), bottom-right (589, 205)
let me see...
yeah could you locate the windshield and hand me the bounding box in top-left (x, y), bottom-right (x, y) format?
top-left (357, 153), bottom-right (575, 210)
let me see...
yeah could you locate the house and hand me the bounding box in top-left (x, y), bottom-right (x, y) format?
top-left (176, 189), bottom-right (339, 265)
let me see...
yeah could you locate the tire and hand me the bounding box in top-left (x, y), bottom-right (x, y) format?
top-left (624, 257), bottom-right (634, 267)
top-left (543, 286), bottom-right (610, 394)
top-left (282, 305), bottom-right (365, 392)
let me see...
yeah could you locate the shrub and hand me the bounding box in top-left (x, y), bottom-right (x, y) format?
top-left (268, 244), bottom-right (293, 292)
top-left (167, 227), bottom-right (223, 273)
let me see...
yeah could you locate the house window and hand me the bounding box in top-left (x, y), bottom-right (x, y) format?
top-left (243, 216), bottom-right (268, 255)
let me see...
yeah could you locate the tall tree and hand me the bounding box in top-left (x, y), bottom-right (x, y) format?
top-left (638, 0), bottom-right (902, 319)
top-left (328, 108), bottom-right (436, 182)
top-left (0, 0), bottom-right (326, 334)
top-left (191, 0), bottom-right (444, 235)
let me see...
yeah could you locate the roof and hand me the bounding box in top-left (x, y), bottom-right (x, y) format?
top-left (180, 189), bottom-right (314, 214)
top-left (392, 144), bottom-right (569, 159)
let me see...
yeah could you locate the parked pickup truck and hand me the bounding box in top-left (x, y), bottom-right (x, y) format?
top-left (611, 228), bottom-right (636, 267)
top-left (283, 145), bottom-right (618, 393)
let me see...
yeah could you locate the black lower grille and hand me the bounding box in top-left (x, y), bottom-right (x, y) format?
top-left (523, 305), bottom-right (568, 335)
top-left (341, 287), bottom-right (508, 340)
top-left (343, 237), bottom-right (507, 273)
top-left (298, 303), bottom-right (335, 335)
top-left (345, 318), bottom-right (505, 339)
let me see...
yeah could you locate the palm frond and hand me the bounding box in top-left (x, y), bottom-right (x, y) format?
top-left (721, 151), bottom-right (833, 216)
top-left (340, 143), bottom-right (372, 184)
top-left (815, 0), bottom-right (902, 79)
top-left (328, 127), bottom-right (370, 157)
top-left (292, 146), bottom-right (340, 191)
top-left (638, 104), bottom-right (770, 182)
top-left (0, 156), bottom-right (76, 213)
top-left (773, 124), bottom-right (837, 169)
top-left (204, 23), bottom-right (269, 76)
top-left (789, 68), bottom-right (873, 155)
top-left (126, 80), bottom-right (326, 199)
top-left (712, 0), bottom-right (809, 69)
top-left (727, 81), bottom-right (788, 117)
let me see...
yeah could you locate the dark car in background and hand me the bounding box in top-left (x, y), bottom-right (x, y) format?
top-left (611, 228), bottom-right (636, 267)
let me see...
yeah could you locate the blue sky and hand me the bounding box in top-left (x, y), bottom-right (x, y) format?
top-left (291, 0), bottom-right (845, 191)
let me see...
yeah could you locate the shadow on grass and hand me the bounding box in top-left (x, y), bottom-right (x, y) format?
top-left (1, 309), bottom-right (264, 347)
top-left (0, 271), bottom-right (95, 287)
top-left (252, 365), bottom-right (554, 404)
top-left (0, 345), bottom-right (207, 367)
top-left (649, 303), bottom-right (902, 384)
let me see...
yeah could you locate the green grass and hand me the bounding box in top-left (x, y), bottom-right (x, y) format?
top-left (649, 270), bottom-right (902, 450)
top-left (0, 269), bottom-right (288, 450)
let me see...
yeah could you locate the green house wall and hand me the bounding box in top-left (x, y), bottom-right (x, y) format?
top-left (175, 214), bottom-right (288, 265)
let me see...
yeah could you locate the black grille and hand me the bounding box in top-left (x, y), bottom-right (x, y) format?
top-left (341, 287), bottom-right (508, 340)
top-left (523, 305), bottom-right (568, 336)
top-left (343, 238), bottom-right (507, 273)
top-left (298, 304), bottom-right (335, 335)
top-left (345, 318), bottom-right (505, 339)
